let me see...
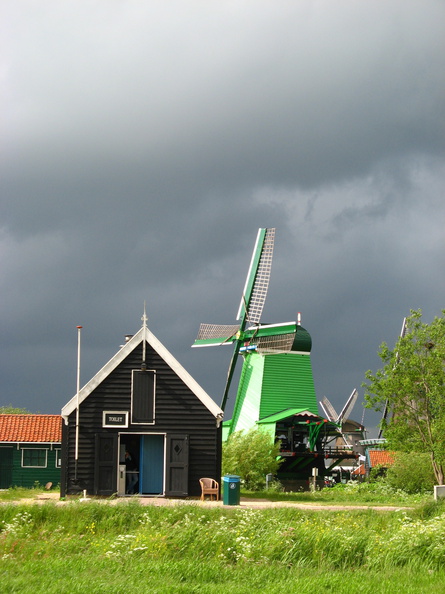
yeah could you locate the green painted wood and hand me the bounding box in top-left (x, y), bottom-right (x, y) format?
top-left (259, 353), bottom-right (318, 418)
top-left (229, 354), bottom-right (264, 434)
top-left (0, 447), bottom-right (13, 488)
top-left (8, 446), bottom-right (61, 488)
top-left (291, 325), bottom-right (312, 353)
top-left (227, 347), bottom-right (318, 436)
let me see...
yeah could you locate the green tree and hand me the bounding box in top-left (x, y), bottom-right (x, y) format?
top-left (222, 428), bottom-right (282, 490)
top-left (0, 404), bottom-right (31, 414)
top-left (363, 309), bottom-right (445, 484)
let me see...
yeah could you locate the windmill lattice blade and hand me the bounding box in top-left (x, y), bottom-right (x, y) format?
top-left (338, 389), bottom-right (358, 423)
top-left (400, 317), bottom-right (407, 339)
top-left (253, 333), bottom-right (296, 353)
top-left (319, 401), bottom-right (334, 422)
top-left (247, 227), bottom-right (274, 323)
top-left (237, 228), bottom-right (275, 324)
top-left (195, 324), bottom-right (240, 342)
top-left (320, 396), bottom-right (338, 422)
top-left (379, 317), bottom-right (408, 437)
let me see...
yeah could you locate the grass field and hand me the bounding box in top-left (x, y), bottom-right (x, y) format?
top-left (1, 486), bottom-right (445, 593)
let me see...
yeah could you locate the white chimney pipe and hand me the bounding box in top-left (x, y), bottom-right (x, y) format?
top-left (75, 325), bottom-right (82, 479)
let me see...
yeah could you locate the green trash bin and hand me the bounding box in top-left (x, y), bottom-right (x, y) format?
top-left (223, 475), bottom-right (241, 505)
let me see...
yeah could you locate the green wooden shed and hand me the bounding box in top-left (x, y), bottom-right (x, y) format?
top-left (0, 415), bottom-right (62, 489)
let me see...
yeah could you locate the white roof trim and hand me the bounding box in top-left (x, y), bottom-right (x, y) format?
top-left (62, 326), bottom-right (223, 422)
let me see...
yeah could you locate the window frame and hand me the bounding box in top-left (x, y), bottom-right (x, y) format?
top-left (55, 448), bottom-right (62, 468)
top-left (21, 448), bottom-right (48, 468)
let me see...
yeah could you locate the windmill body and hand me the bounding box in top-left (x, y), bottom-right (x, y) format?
top-left (228, 325), bottom-right (318, 436)
top-left (193, 228), bottom-right (358, 489)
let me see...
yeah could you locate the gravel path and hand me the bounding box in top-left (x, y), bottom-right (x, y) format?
top-left (8, 492), bottom-right (408, 512)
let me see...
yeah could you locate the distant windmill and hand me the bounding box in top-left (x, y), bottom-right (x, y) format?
top-left (319, 389), bottom-right (358, 446)
top-left (378, 317), bottom-right (407, 438)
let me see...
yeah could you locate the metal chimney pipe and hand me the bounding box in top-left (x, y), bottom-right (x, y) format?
top-left (75, 326), bottom-right (82, 480)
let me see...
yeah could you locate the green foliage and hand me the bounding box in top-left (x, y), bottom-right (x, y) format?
top-left (1, 502), bottom-right (445, 592)
top-left (222, 428), bottom-right (282, 490)
top-left (384, 452), bottom-right (435, 494)
top-left (386, 452), bottom-right (435, 493)
top-left (368, 464), bottom-right (388, 481)
top-left (0, 404), bottom-right (32, 414)
top-left (254, 477), bottom-right (432, 506)
top-left (363, 309), bottom-right (445, 484)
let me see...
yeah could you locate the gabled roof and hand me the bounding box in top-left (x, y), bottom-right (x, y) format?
top-left (0, 415), bottom-right (62, 443)
top-left (62, 325), bottom-right (223, 422)
top-left (257, 408), bottom-right (320, 424)
top-left (368, 450), bottom-right (395, 468)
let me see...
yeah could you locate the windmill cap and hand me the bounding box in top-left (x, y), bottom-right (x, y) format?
top-left (290, 325), bottom-right (312, 353)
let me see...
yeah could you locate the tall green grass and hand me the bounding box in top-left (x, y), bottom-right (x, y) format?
top-left (244, 479), bottom-right (433, 505)
top-left (1, 501), bottom-right (445, 592)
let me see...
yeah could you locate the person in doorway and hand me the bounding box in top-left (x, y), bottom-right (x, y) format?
top-left (125, 450), bottom-right (138, 494)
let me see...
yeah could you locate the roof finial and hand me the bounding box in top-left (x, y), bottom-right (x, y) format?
top-left (142, 301), bottom-right (148, 329)
top-left (142, 302), bottom-right (148, 363)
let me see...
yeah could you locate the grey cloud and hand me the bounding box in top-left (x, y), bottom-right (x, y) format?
top-left (0, 1), bottom-right (443, 435)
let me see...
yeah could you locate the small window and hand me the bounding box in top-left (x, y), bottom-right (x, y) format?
top-left (22, 449), bottom-right (47, 468)
top-left (131, 369), bottom-right (156, 424)
top-left (55, 449), bottom-right (62, 468)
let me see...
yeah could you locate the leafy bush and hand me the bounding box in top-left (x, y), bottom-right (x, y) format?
top-left (222, 428), bottom-right (282, 490)
top-left (385, 452), bottom-right (435, 494)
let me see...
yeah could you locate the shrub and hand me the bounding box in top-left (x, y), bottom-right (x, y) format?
top-left (222, 428), bottom-right (282, 490)
top-left (385, 452), bottom-right (435, 494)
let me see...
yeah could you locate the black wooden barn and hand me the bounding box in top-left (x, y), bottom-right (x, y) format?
top-left (60, 321), bottom-right (223, 498)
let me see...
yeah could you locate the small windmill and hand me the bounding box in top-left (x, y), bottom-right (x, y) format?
top-left (319, 389), bottom-right (359, 446)
top-left (192, 228), bottom-right (300, 412)
top-left (378, 317), bottom-right (407, 438)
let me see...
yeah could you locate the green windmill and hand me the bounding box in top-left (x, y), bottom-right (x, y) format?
top-left (193, 228), bottom-right (356, 488)
top-left (192, 231), bottom-right (334, 480)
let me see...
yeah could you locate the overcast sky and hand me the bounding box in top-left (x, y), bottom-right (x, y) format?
top-left (1, 1), bottom-right (444, 436)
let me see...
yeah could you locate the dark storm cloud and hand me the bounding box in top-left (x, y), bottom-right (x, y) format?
top-left (1, 1), bottom-right (444, 434)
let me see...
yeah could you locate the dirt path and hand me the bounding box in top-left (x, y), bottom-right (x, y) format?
top-left (9, 492), bottom-right (408, 512)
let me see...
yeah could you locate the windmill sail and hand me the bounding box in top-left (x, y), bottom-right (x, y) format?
top-left (321, 390), bottom-right (358, 447)
top-left (250, 331), bottom-right (296, 353)
top-left (379, 317), bottom-right (407, 438)
top-left (337, 389), bottom-right (358, 424)
top-left (194, 324), bottom-right (240, 346)
top-left (192, 228), bottom-right (283, 411)
top-left (237, 228), bottom-right (275, 325)
top-left (319, 396), bottom-right (338, 422)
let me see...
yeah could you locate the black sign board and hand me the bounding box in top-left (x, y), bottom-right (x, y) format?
top-left (102, 411), bottom-right (128, 428)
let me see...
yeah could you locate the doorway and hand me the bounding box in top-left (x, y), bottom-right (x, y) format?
top-left (120, 434), bottom-right (165, 496)
top-left (0, 447), bottom-right (13, 489)
top-left (140, 434), bottom-right (164, 495)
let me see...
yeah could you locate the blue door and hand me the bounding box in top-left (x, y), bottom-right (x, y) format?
top-left (140, 435), bottom-right (164, 495)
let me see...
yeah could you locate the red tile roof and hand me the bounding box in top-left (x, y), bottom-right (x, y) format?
top-left (0, 415), bottom-right (61, 443)
top-left (351, 463), bottom-right (366, 476)
top-left (369, 449), bottom-right (395, 468)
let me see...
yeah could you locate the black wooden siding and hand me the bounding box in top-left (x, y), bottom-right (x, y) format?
top-left (62, 342), bottom-right (220, 497)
